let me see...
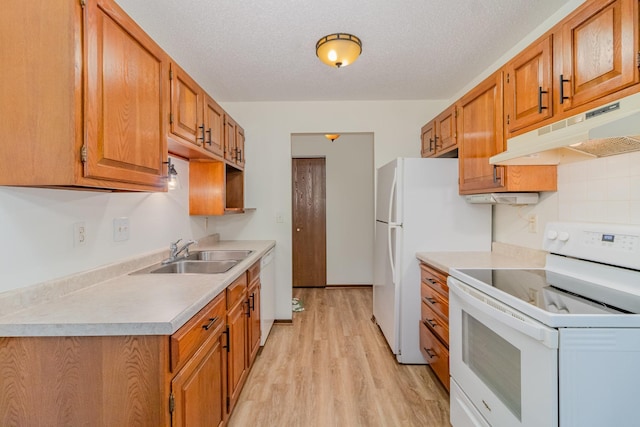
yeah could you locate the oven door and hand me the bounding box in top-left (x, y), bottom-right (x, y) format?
top-left (449, 277), bottom-right (559, 427)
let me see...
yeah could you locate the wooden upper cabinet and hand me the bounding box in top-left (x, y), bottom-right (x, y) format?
top-left (558, 0), bottom-right (639, 112)
top-left (421, 105), bottom-right (458, 158)
top-left (420, 122), bottom-right (436, 157)
top-left (84, 0), bottom-right (167, 188)
top-left (224, 115), bottom-right (237, 163)
top-left (504, 35), bottom-right (554, 133)
top-left (204, 94), bottom-right (225, 157)
top-left (1, 0), bottom-right (167, 191)
top-left (457, 70), bottom-right (558, 195)
top-left (235, 125), bottom-right (246, 169)
top-left (170, 63), bottom-right (205, 148)
top-left (458, 71), bottom-right (506, 194)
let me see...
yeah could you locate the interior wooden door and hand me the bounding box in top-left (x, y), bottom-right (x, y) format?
top-left (292, 158), bottom-right (327, 288)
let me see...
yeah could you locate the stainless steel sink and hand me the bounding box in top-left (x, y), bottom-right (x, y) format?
top-left (184, 250), bottom-right (253, 262)
top-left (147, 260), bottom-right (238, 274)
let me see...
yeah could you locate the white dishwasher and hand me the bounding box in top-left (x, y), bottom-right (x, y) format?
top-left (260, 248), bottom-right (276, 345)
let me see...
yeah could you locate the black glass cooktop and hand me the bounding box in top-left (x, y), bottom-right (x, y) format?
top-left (455, 269), bottom-right (630, 315)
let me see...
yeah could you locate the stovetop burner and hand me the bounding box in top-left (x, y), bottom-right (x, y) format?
top-left (456, 268), bottom-right (628, 315)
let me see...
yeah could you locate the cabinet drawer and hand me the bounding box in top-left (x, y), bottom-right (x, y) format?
top-left (420, 322), bottom-right (450, 392)
top-left (227, 273), bottom-right (248, 308)
top-left (421, 282), bottom-right (449, 321)
top-left (247, 260), bottom-right (260, 284)
top-left (420, 263), bottom-right (448, 297)
top-left (421, 301), bottom-right (450, 346)
top-left (170, 291), bottom-right (226, 372)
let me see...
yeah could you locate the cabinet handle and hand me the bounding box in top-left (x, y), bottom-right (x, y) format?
top-left (197, 124), bottom-right (205, 145)
top-left (427, 278), bottom-right (437, 285)
top-left (205, 128), bottom-right (212, 146)
top-left (423, 297), bottom-right (436, 305)
top-left (538, 86), bottom-right (548, 114)
top-left (245, 300), bottom-right (251, 317)
top-left (429, 137), bottom-right (434, 152)
top-left (434, 135), bottom-right (440, 149)
top-left (425, 319), bottom-right (437, 328)
top-left (202, 316), bottom-right (219, 331)
top-left (423, 347), bottom-right (436, 359)
top-left (238, 148), bottom-right (242, 163)
top-left (249, 293), bottom-right (255, 311)
top-left (559, 74), bottom-right (570, 104)
top-left (223, 326), bottom-right (230, 352)
top-left (492, 165), bottom-right (502, 184)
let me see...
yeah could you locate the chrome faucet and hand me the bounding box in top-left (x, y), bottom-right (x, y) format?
top-left (163, 239), bottom-right (198, 264)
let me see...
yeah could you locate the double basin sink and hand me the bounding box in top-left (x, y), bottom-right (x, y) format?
top-left (132, 250), bottom-right (253, 275)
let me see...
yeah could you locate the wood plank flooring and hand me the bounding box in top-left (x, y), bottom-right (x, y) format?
top-left (228, 287), bottom-right (451, 427)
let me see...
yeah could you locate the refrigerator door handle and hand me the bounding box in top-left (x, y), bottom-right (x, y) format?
top-left (387, 167), bottom-right (399, 284)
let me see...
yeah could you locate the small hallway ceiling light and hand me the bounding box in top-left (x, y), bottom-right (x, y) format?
top-left (325, 134), bottom-right (340, 142)
top-left (316, 33), bottom-right (362, 68)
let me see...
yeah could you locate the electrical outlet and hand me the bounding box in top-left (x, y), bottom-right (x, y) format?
top-left (73, 222), bottom-right (86, 246)
top-left (527, 214), bottom-right (538, 234)
top-left (113, 217), bottom-right (130, 242)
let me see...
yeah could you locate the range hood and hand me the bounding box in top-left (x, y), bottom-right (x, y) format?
top-left (491, 91), bottom-right (640, 165)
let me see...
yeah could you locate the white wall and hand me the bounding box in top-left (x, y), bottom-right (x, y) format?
top-left (291, 133), bottom-right (374, 285)
top-left (493, 150), bottom-right (640, 248)
top-left (212, 100), bottom-right (445, 319)
top-left (0, 157), bottom-right (208, 293)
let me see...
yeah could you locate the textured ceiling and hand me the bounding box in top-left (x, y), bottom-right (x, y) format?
top-left (114, 0), bottom-right (571, 102)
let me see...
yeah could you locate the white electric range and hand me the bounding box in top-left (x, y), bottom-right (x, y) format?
top-left (447, 221), bottom-right (640, 427)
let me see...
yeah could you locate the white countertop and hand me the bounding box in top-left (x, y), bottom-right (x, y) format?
top-left (416, 242), bottom-right (547, 273)
top-left (0, 239), bottom-right (275, 337)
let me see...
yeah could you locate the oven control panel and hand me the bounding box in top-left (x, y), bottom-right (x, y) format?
top-left (543, 222), bottom-right (640, 270)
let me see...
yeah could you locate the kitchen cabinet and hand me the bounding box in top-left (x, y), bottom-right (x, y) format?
top-left (189, 161), bottom-right (245, 215)
top-left (421, 104), bottom-right (458, 158)
top-left (419, 262), bottom-right (450, 392)
top-left (168, 63), bottom-right (225, 161)
top-left (170, 292), bottom-right (227, 427)
top-left (558, 0), bottom-right (639, 113)
top-left (247, 261), bottom-right (261, 365)
top-left (1, 0), bottom-right (167, 191)
top-left (458, 70), bottom-right (557, 195)
top-left (226, 273), bottom-right (249, 415)
top-left (235, 125), bottom-right (246, 169)
top-left (224, 115), bottom-right (246, 170)
top-left (504, 35), bottom-right (554, 133)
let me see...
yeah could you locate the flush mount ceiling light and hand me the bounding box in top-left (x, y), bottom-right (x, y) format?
top-left (325, 134), bottom-right (340, 142)
top-left (316, 33), bottom-right (362, 68)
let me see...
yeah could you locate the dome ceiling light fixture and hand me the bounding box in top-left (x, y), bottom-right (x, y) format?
top-left (316, 33), bottom-right (362, 68)
top-left (325, 134), bottom-right (340, 142)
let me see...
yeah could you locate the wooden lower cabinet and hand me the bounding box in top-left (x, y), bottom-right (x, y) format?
top-left (226, 274), bottom-right (249, 415)
top-left (247, 261), bottom-right (262, 365)
top-left (419, 262), bottom-right (450, 392)
top-left (0, 268), bottom-right (264, 426)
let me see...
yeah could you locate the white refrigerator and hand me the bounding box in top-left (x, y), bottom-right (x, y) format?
top-left (373, 157), bottom-right (491, 364)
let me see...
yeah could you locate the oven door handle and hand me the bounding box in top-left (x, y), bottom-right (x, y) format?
top-left (450, 278), bottom-right (558, 349)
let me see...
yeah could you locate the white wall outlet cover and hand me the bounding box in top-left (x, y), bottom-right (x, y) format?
top-left (73, 221), bottom-right (86, 246)
top-left (113, 217), bottom-right (130, 242)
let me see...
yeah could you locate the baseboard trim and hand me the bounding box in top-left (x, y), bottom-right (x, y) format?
top-left (325, 284), bottom-right (372, 289)
top-left (274, 319), bottom-right (293, 324)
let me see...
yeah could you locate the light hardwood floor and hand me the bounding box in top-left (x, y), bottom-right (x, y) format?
top-left (228, 287), bottom-right (451, 427)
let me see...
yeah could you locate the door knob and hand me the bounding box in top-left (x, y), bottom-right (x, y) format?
top-left (296, 228), bottom-right (301, 232)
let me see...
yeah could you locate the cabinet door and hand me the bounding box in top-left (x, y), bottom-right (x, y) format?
top-left (204, 94), bottom-right (225, 158)
top-left (84, 0), bottom-right (166, 187)
top-left (560, 0), bottom-right (639, 111)
top-left (170, 63), bottom-right (204, 147)
top-left (171, 333), bottom-right (226, 427)
top-left (247, 281), bottom-right (261, 366)
top-left (235, 125), bottom-right (246, 169)
top-left (458, 70), bottom-right (506, 194)
top-left (435, 106), bottom-right (457, 154)
top-left (505, 35), bottom-right (553, 132)
top-left (421, 121), bottom-right (436, 157)
top-left (224, 116), bottom-right (237, 163)
top-left (226, 297), bottom-right (247, 414)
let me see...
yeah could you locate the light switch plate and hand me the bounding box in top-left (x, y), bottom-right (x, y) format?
top-left (113, 217), bottom-right (130, 242)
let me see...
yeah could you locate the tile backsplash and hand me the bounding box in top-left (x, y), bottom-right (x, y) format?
top-left (558, 150), bottom-right (640, 225)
